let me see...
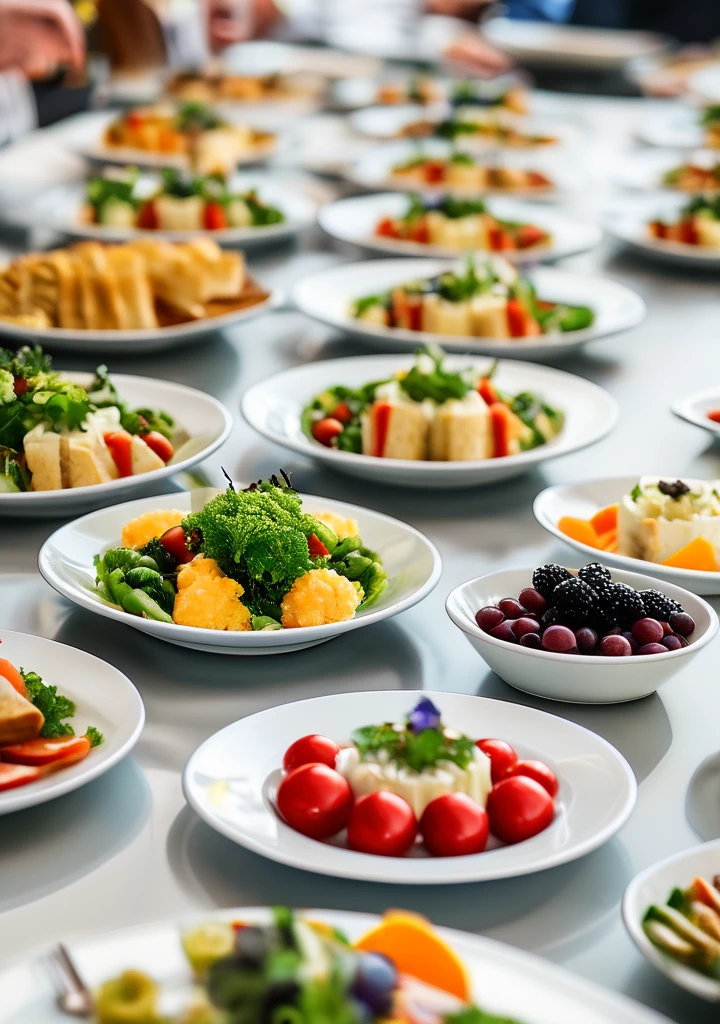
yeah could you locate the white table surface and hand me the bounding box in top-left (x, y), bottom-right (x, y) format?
top-left (0, 92), bottom-right (719, 1023)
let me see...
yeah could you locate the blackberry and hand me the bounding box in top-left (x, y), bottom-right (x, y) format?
top-left (639, 589), bottom-right (682, 622)
top-left (599, 583), bottom-right (645, 629)
top-left (532, 563), bottom-right (573, 600)
top-left (578, 562), bottom-right (612, 592)
top-left (552, 577), bottom-right (598, 627)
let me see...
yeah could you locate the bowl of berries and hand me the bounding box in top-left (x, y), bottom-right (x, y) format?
top-left (446, 562), bottom-right (718, 703)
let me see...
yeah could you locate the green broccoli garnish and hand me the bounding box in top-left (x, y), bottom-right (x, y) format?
top-left (21, 669), bottom-right (76, 738)
top-left (139, 536), bottom-right (178, 574)
top-left (0, 369), bottom-right (14, 405)
top-left (86, 726), bottom-right (104, 748)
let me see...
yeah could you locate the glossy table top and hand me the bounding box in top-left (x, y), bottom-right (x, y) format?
top-left (1, 93), bottom-right (719, 1023)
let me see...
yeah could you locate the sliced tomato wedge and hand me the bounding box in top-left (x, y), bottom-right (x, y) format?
top-left (0, 735), bottom-right (91, 767)
top-left (0, 658), bottom-right (26, 697)
top-left (0, 763), bottom-right (43, 792)
top-left (104, 431), bottom-right (134, 477)
top-left (142, 430), bottom-right (174, 463)
top-left (489, 403), bottom-right (513, 458)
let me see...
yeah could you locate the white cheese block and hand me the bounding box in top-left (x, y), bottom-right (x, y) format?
top-left (357, 303), bottom-right (388, 326)
top-left (361, 400), bottom-right (429, 460)
top-left (25, 430), bottom-right (63, 491)
top-left (227, 198), bottom-right (252, 228)
top-left (130, 435), bottom-right (165, 475)
top-left (429, 393), bottom-right (492, 461)
top-left (155, 195), bottom-right (204, 232)
top-left (63, 437), bottom-right (118, 488)
top-left (470, 294), bottom-right (509, 337)
top-left (446, 163), bottom-right (487, 189)
top-left (617, 477), bottom-right (720, 563)
top-left (99, 198), bottom-right (137, 229)
top-left (695, 215), bottom-right (720, 248)
top-left (426, 296), bottom-right (473, 336)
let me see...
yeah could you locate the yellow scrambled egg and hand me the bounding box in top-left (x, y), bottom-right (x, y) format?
top-left (121, 509), bottom-right (185, 549)
top-left (173, 555), bottom-right (251, 631)
top-left (281, 568), bottom-right (359, 628)
top-left (312, 510), bottom-right (359, 541)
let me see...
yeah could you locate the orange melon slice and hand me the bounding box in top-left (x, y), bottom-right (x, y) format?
top-left (557, 516), bottom-right (599, 548)
top-left (661, 537), bottom-right (719, 572)
top-left (354, 911), bottom-right (471, 1001)
top-left (590, 504), bottom-right (618, 536)
top-left (596, 528), bottom-right (617, 552)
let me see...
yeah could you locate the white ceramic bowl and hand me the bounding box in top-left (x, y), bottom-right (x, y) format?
top-left (0, 373), bottom-right (231, 517)
top-left (0, 628), bottom-right (144, 815)
top-left (671, 386), bottom-right (720, 438)
top-left (446, 565), bottom-right (718, 704)
top-left (534, 475), bottom-right (720, 595)
top-left (38, 490), bottom-right (442, 656)
top-left (183, 688), bottom-right (636, 884)
top-left (292, 257), bottom-right (646, 359)
top-left (604, 194), bottom-right (720, 268)
top-left (6, 172), bottom-right (318, 247)
top-left (241, 354), bottom-right (617, 489)
top-left (622, 838), bottom-right (720, 1002)
top-left (611, 148), bottom-right (720, 193)
top-left (318, 193), bottom-right (602, 263)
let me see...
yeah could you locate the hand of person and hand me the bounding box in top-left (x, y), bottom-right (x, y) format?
top-left (0, 0), bottom-right (85, 79)
top-left (205, 0), bottom-right (280, 52)
top-left (426, 0), bottom-right (491, 17)
top-left (443, 29), bottom-right (512, 77)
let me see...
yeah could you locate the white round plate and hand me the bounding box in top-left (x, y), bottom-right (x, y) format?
top-left (319, 192), bottom-right (602, 263)
top-left (241, 354), bottom-right (617, 489)
top-left (292, 258), bottom-right (646, 359)
top-left (603, 195), bottom-right (720, 268)
top-left (447, 566), bottom-right (717, 704)
top-left (5, 173), bottom-right (317, 247)
top-left (636, 106), bottom-right (705, 149)
top-left (0, 289), bottom-right (283, 354)
top-left (611, 148), bottom-right (720, 192)
top-left (689, 65), bottom-right (720, 105)
top-left (483, 18), bottom-right (666, 69)
top-left (183, 689), bottom-right (636, 884)
top-left (0, 628), bottom-right (144, 815)
top-left (623, 838), bottom-right (720, 1002)
top-left (222, 41), bottom-right (382, 80)
top-left (0, 906), bottom-right (672, 1024)
top-left (0, 373), bottom-right (231, 518)
top-left (346, 138), bottom-right (581, 198)
top-left (38, 491), bottom-right (441, 656)
top-left (671, 386), bottom-right (720, 437)
top-left (348, 102), bottom-right (448, 139)
top-left (534, 474), bottom-right (720, 595)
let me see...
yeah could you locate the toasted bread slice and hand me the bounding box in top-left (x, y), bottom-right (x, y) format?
top-left (104, 247), bottom-right (157, 330)
top-left (0, 676), bottom-right (44, 745)
top-left (25, 432), bottom-right (64, 491)
top-left (62, 436), bottom-right (119, 489)
top-left (130, 435), bottom-right (165, 475)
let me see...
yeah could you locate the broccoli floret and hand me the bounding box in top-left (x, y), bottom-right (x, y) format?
top-left (139, 536), bottom-right (178, 574)
top-left (0, 369), bottom-right (14, 404)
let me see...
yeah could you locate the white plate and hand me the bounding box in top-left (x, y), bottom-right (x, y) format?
top-left (534, 475), bottom-right (720, 595)
top-left (5, 173), bottom-right (317, 247)
top-left (38, 490), bottom-right (442, 656)
top-left (622, 838), bottom-right (720, 1002)
top-left (347, 138), bottom-right (582, 198)
top-left (222, 41), bottom-right (382, 80)
top-left (672, 386), bottom-right (720, 437)
top-left (484, 18), bottom-right (666, 69)
top-left (0, 906), bottom-right (673, 1024)
top-left (0, 629), bottom-right (144, 815)
top-left (241, 354), bottom-right (617, 489)
top-left (611, 148), bottom-right (720, 192)
top-left (0, 289), bottom-right (283, 354)
top-left (0, 373), bottom-right (231, 517)
top-left (292, 258), bottom-right (647, 359)
top-left (689, 65), bottom-right (720, 105)
top-left (636, 106), bottom-right (705, 149)
top-left (183, 689), bottom-right (636, 884)
top-left (319, 193), bottom-right (602, 263)
top-left (447, 566), bottom-right (717, 704)
top-left (603, 195), bottom-right (720, 268)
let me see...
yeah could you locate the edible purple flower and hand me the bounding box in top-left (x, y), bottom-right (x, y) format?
top-left (408, 698), bottom-right (441, 735)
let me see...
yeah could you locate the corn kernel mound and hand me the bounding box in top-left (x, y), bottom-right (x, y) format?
top-left (176, 554), bottom-right (224, 590)
top-left (281, 568), bottom-right (359, 629)
top-left (173, 572), bottom-right (251, 631)
top-left (121, 509), bottom-right (185, 550)
top-left (312, 509), bottom-right (359, 541)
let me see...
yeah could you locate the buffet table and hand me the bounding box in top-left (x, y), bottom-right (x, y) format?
top-left (0, 93), bottom-right (718, 1024)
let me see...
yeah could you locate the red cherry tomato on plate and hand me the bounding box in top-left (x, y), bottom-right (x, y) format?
top-left (160, 525), bottom-right (195, 564)
top-left (420, 793), bottom-right (488, 857)
top-left (330, 402), bottom-right (353, 424)
top-left (283, 734), bottom-right (340, 773)
top-left (137, 200), bottom-right (158, 230)
top-left (476, 738), bottom-right (518, 784)
top-left (505, 759), bottom-right (558, 798)
top-left (487, 776), bottom-right (554, 845)
top-left (142, 430), bottom-right (174, 463)
top-left (347, 792), bottom-right (417, 857)
top-left (204, 202), bottom-right (228, 231)
top-left (276, 763), bottom-right (353, 840)
top-left (311, 417), bottom-right (344, 447)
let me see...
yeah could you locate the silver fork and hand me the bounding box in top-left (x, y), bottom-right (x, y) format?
top-left (50, 944), bottom-right (93, 1018)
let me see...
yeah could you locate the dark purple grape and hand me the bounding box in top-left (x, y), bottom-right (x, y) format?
top-left (498, 598), bottom-right (526, 620)
top-left (672, 633), bottom-right (689, 648)
top-left (542, 625), bottom-right (576, 653)
top-left (490, 621), bottom-right (518, 644)
top-left (669, 612), bottom-right (695, 638)
top-left (518, 588), bottom-right (548, 616)
top-left (352, 953), bottom-right (397, 1015)
top-left (631, 618), bottom-right (664, 646)
top-left (662, 635), bottom-right (682, 651)
top-left (476, 606), bottom-right (504, 633)
top-left (604, 626), bottom-right (623, 636)
top-left (575, 627), bottom-right (598, 653)
top-left (661, 621), bottom-right (672, 636)
top-left (520, 632), bottom-right (542, 649)
top-left (599, 634), bottom-right (633, 657)
top-left (621, 631), bottom-right (639, 654)
top-left (636, 643), bottom-right (668, 656)
top-left (512, 616), bottom-right (540, 638)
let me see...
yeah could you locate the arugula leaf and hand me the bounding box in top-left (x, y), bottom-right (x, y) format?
top-left (352, 294), bottom-right (388, 317)
top-left (22, 669), bottom-right (76, 738)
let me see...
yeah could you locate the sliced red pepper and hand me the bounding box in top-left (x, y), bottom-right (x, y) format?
top-left (0, 763), bottom-right (43, 792)
top-left (372, 402), bottom-right (392, 458)
top-left (0, 658), bottom-right (27, 697)
top-left (708, 409), bottom-right (720, 424)
top-left (489, 403), bottom-right (513, 458)
top-left (137, 200), bottom-right (159, 230)
top-left (477, 378), bottom-right (499, 406)
top-left (407, 295), bottom-right (423, 332)
top-left (527, 170), bottom-right (551, 188)
top-left (489, 226), bottom-right (515, 251)
top-left (506, 298), bottom-right (528, 338)
top-left (516, 224), bottom-right (548, 249)
top-left (649, 220), bottom-right (667, 240)
top-left (104, 430), bottom-right (134, 477)
top-left (142, 430), bottom-right (174, 463)
top-left (204, 202), bottom-right (228, 231)
top-left (679, 218), bottom-right (698, 245)
top-left (376, 217), bottom-right (400, 238)
top-left (0, 735), bottom-right (91, 767)
top-left (308, 533), bottom-right (330, 558)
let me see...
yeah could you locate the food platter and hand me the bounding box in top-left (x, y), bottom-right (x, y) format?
top-left (603, 195), bottom-right (720, 268)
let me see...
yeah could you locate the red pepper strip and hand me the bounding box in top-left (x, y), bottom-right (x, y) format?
top-left (0, 763), bottom-right (43, 792)
top-left (0, 735), bottom-right (91, 767)
top-left (708, 410), bottom-right (720, 424)
top-left (373, 402), bottom-right (392, 458)
top-left (506, 298), bottom-right (528, 338)
top-left (104, 431), bottom-right (134, 477)
top-left (477, 378), bottom-right (499, 406)
top-left (489, 403), bottom-right (513, 458)
top-left (142, 430), bottom-right (174, 463)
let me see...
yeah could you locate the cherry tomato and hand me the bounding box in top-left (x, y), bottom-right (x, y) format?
top-left (420, 793), bottom-right (488, 857)
top-left (505, 759), bottom-right (558, 798)
top-left (204, 202), bottom-right (228, 231)
top-left (13, 376), bottom-right (28, 396)
top-left (137, 200), bottom-right (159, 230)
top-left (276, 763), bottom-right (353, 840)
top-left (103, 431), bottom-right (134, 477)
top-left (142, 431), bottom-right (174, 463)
top-left (376, 217), bottom-right (400, 238)
top-left (283, 734), bottom-right (340, 773)
top-left (311, 417), bottom-right (344, 447)
top-left (307, 533), bottom-right (330, 558)
top-left (487, 776), bottom-right (554, 845)
top-left (330, 402), bottom-right (352, 424)
top-left (347, 792), bottom-right (417, 857)
top-left (160, 525), bottom-right (194, 564)
top-left (476, 738), bottom-right (518, 784)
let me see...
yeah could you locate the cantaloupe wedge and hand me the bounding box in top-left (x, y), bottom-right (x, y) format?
top-left (557, 516), bottom-right (599, 548)
top-left (354, 911), bottom-right (471, 1001)
top-left (661, 537), bottom-right (719, 572)
top-left (590, 504), bottom-right (618, 536)
top-left (596, 528), bottom-right (617, 552)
